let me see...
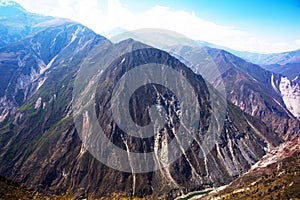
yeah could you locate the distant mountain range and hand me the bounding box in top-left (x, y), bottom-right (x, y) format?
top-left (0, 1), bottom-right (299, 199)
top-left (197, 40), bottom-right (300, 88)
top-left (231, 49), bottom-right (300, 66)
top-left (197, 40), bottom-right (300, 65)
top-left (166, 45), bottom-right (300, 133)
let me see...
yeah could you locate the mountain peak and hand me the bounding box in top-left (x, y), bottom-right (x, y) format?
top-left (0, 0), bottom-right (26, 16)
top-left (0, 0), bottom-right (18, 6)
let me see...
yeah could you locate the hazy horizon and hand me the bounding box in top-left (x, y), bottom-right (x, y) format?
top-left (7, 0), bottom-right (300, 54)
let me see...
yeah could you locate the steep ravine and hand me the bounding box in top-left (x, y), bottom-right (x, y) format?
top-left (0, 39), bottom-right (281, 199)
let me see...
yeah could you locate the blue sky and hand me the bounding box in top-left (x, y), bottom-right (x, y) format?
top-left (13, 0), bottom-right (300, 53)
top-left (120, 0), bottom-right (300, 45)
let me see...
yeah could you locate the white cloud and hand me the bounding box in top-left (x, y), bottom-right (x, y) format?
top-left (15, 0), bottom-right (109, 32)
top-left (14, 0), bottom-right (300, 53)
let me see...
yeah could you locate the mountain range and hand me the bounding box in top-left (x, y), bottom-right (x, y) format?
top-left (197, 41), bottom-right (300, 95)
top-left (197, 40), bottom-right (300, 65)
top-left (166, 45), bottom-right (300, 136)
top-left (0, 1), bottom-right (299, 199)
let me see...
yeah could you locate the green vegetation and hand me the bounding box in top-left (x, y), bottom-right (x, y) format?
top-left (0, 175), bottom-right (73, 200)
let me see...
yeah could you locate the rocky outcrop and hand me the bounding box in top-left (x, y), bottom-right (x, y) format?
top-left (0, 38), bottom-right (281, 199)
top-left (0, 20), bottom-right (106, 123)
top-left (167, 46), bottom-right (300, 140)
top-left (202, 136), bottom-right (300, 200)
top-left (0, 3), bottom-right (290, 199)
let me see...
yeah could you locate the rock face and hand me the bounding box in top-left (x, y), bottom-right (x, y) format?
top-left (203, 136), bottom-right (300, 200)
top-left (0, 1), bottom-right (54, 48)
top-left (276, 75), bottom-right (300, 119)
top-left (0, 2), bottom-right (290, 200)
top-left (262, 63), bottom-right (300, 80)
top-left (0, 34), bottom-right (280, 198)
top-left (167, 46), bottom-right (300, 140)
top-left (0, 18), bottom-right (106, 123)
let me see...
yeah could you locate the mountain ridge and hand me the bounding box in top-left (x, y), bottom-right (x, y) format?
top-left (197, 40), bottom-right (300, 65)
top-left (166, 45), bottom-right (300, 139)
top-left (0, 2), bottom-right (298, 199)
top-left (0, 28), bottom-right (280, 199)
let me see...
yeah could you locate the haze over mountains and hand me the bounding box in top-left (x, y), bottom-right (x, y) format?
top-left (0, 1), bottom-right (299, 199)
top-left (199, 41), bottom-right (300, 65)
top-left (197, 41), bottom-right (300, 91)
top-left (166, 45), bottom-right (300, 134)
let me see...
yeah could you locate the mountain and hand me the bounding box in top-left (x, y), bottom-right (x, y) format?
top-left (0, 0), bottom-right (59, 48)
top-left (197, 41), bottom-right (300, 66)
top-left (0, 19), bottom-right (106, 123)
top-left (0, 3), bottom-right (284, 199)
top-left (0, 2), bottom-right (298, 200)
top-left (0, 175), bottom-right (73, 199)
top-left (110, 30), bottom-right (300, 123)
top-left (217, 48), bottom-right (300, 120)
top-left (166, 45), bottom-right (300, 137)
top-left (231, 49), bottom-right (300, 66)
top-left (230, 49), bottom-right (300, 98)
top-left (202, 136), bottom-right (300, 200)
top-left (196, 41), bottom-right (300, 87)
top-left (263, 63), bottom-right (300, 80)
top-left (101, 27), bottom-right (128, 39)
top-left (0, 33), bottom-right (281, 199)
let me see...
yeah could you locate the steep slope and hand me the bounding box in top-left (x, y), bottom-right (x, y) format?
top-left (167, 46), bottom-right (300, 139)
top-left (0, 3), bottom-right (290, 199)
top-left (263, 63), bottom-right (300, 79)
top-left (194, 43), bottom-right (300, 118)
top-left (202, 136), bottom-right (300, 200)
top-left (276, 75), bottom-right (300, 120)
top-left (0, 175), bottom-right (73, 200)
top-left (0, 0), bottom-right (56, 48)
top-left (0, 34), bottom-right (281, 199)
top-left (0, 20), bottom-right (106, 123)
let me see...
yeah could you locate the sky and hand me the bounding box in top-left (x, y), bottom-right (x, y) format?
top-left (13, 0), bottom-right (300, 53)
